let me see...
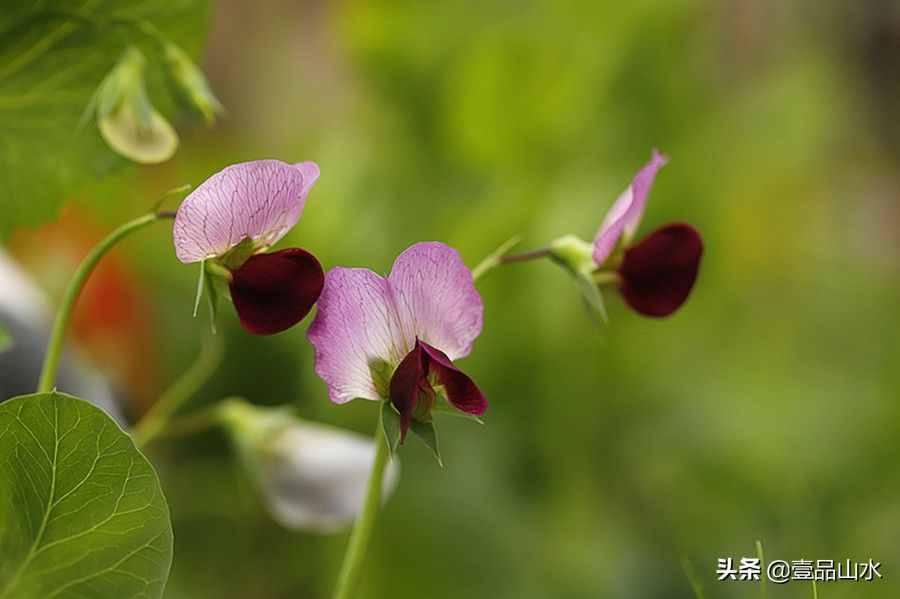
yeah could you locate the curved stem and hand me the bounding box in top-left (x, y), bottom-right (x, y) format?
top-left (132, 331), bottom-right (224, 448)
top-left (498, 247), bottom-right (552, 265)
top-left (143, 403), bottom-right (224, 443)
top-left (37, 212), bottom-right (173, 393)
top-left (332, 416), bottom-right (390, 599)
top-left (471, 235), bottom-right (521, 282)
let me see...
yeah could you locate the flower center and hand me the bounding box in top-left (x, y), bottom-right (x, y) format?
top-left (389, 339), bottom-right (487, 442)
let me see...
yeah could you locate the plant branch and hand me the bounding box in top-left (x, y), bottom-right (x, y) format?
top-left (36, 211), bottom-right (174, 393)
top-left (471, 235), bottom-right (521, 282)
top-left (498, 247), bottom-right (552, 265)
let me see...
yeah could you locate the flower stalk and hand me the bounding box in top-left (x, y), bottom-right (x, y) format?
top-left (497, 246), bottom-right (551, 265)
top-left (132, 331), bottom-right (224, 448)
top-left (332, 414), bottom-right (390, 599)
top-left (37, 211), bottom-right (174, 393)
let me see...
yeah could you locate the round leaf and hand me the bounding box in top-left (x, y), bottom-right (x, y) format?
top-left (0, 392), bottom-right (173, 599)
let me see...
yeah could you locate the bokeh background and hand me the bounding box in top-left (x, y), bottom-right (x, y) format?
top-left (5, 1), bottom-right (900, 597)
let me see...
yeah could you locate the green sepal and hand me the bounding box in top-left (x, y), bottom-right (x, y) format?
top-left (549, 234), bottom-right (595, 273)
top-left (0, 322), bottom-right (11, 353)
top-left (432, 401), bottom-right (484, 424)
top-left (192, 258), bottom-right (207, 318)
top-left (548, 234), bottom-right (608, 321)
top-left (220, 237), bottom-right (257, 270)
top-left (410, 420), bottom-right (443, 468)
top-left (204, 264), bottom-right (221, 334)
top-left (368, 359), bottom-right (393, 399)
top-left (218, 397), bottom-right (295, 450)
top-left (380, 400), bottom-right (402, 456)
top-left (191, 258), bottom-right (226, 331)
top-left (574, 267), bottom-right (608, 322)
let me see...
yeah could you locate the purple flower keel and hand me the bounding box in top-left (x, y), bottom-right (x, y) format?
top-left (389, 340), bottom-right (487, 441)
top-left (617, 223), bottom-right (703, 317)
top-left (230, 248), bottom-right (324, 335)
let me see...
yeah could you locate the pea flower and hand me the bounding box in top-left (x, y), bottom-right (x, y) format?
top-left (307, 242), bottom-right (487, 443)
top-left (173, 160), bottom-right (324, 335)
top-left (550, 150), bottom-right (703, 317)
top-left (219, 399), bottom-right (399, 533)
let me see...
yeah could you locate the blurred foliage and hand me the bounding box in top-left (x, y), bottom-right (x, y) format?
top-left (0, 0), bottom-right (210, 239)
top-left (0, 323), bottom-right (10, 353)
top-left (4, 0), bottom-right (900, 598)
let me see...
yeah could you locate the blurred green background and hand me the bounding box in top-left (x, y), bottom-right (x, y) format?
top-left (5, 0), bottom-right (900, 597)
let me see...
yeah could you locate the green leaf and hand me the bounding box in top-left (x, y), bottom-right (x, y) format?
top-left (0, 1), bottom-right (212, 240)
top-left (379, 401), bottom-right (401, 455)
top-left (0, 391), bottom-right (173, 599)
top-left (410, 420), bottom-right (443, 467)
top-left (0, 323), bottom-right (12, 353)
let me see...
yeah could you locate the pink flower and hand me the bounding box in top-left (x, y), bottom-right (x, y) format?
top-left (306, 242), bottom-right (486, 440)
top-left (591, 150), bottom-right (703, 317)
top-left (173, 160), bottom-right (324, 334)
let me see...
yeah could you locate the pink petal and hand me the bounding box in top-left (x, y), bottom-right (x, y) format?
top-left (173, 160), bottom-right (319, 263)
top-left (306, 268), bottom-right (407, 404)
top-left (308, 242), bottom-right (484, 406)
top-left (387, 242), bottom-right (483, 361)
top-left (592, 149), bottom-right (668, 265)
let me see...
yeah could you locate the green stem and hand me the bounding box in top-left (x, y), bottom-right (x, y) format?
top-left (132, 332), bottom-right (224, 448)
top-left (332, 416), bottom-right (390, 599)
top-left (680, 556), bottom-right (706, 599)
top-left (37, 212), bottom-right (172, 393)
top-left (498, 247), bottom-right (551, 265)
top-left (145, 404), bottom-right (225, 442)
top-left (471, 235), bottom-right (521, 282)
top-left (756, 540), bottom-right (767, 599)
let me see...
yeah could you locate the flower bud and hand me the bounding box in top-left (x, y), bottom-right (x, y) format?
top-left (219, 399), bottom-right (399, 533)
top-left (163, 42), bottom-right (224, 125)
top-left (96, 47), bottom-right (178, 164)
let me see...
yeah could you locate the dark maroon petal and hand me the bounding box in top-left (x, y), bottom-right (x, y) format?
top-left (618, 222), bottom-right (703, 317)
top-left (229, 248), bottom-right (324, 335)
top-left (418, 340), bottom-right (488, 416)
top-left (389, 343), bottom-right (426, 442)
